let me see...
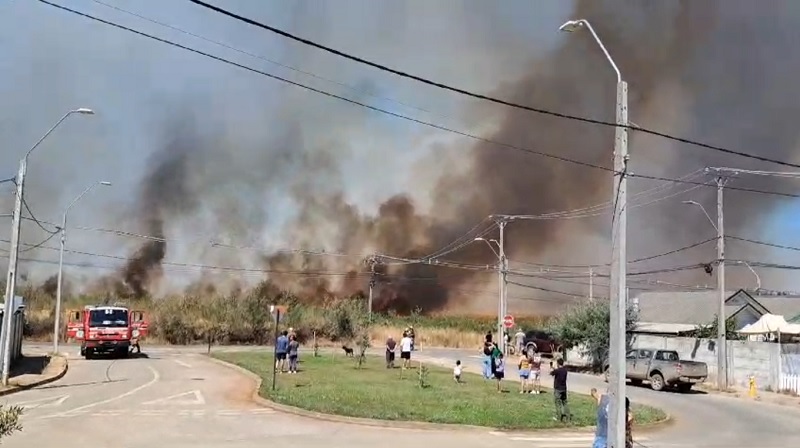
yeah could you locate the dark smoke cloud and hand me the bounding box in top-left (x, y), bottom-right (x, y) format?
top-left (113, 0), bottom-right (800, 310)
top-left (14, 0), bottom-right (800, 310)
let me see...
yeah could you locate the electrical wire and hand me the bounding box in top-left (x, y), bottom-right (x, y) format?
top-left (38, 1), bottom-right (800, 202)
top-left (17, 232), bottom-right (59, 253)
top-left (21, 196), bottom-right (59, 234)
top-left (188, 0), bottom-right (800, 169)
top-left (89, 0), bottom-right (446, 121)
top-left (38, 0), bottom-right (612, 174)
top-left (727, 236), bottom-right (800, 252)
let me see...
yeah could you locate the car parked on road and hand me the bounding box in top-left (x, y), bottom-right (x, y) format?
top-left (523, 330), bottom-right (561, 356)
top-left (605, 348), bottom-right (708, 392)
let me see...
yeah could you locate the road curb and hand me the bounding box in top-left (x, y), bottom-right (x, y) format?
top-left (206, 354), bottom-right (671, 434)
top-left (0, 355), bottom-right (68, 397)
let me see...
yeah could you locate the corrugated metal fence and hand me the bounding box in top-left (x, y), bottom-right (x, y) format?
top-left (0, 296), bottom-right (25, 367)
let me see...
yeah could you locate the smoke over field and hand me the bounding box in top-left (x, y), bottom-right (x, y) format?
top-left (4, 1), bottom-right (800, 313)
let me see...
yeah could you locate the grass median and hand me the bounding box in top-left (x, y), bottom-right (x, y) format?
top-left (213, 351), bottom-right (666, 430)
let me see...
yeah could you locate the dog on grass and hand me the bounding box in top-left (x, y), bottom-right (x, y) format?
top-left (342, 345), bottom-right (354, 357)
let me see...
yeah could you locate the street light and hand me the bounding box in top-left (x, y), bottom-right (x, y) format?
top-left (1, 108), bottom-right (95, 385)
top-left (682, 195), bottom-right (728, 390)
top-left (560, 19), bottom-right (627, 447)
top-left (53, 180), bottom-right (112, 355)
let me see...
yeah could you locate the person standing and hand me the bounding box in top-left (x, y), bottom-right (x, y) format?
top-left (590, 388), bottom-right (633, 448)
top-left (529, 350), bottom-right (543, 394)
top-left (550, 357), bottom-right (570, 423)
top-left (482, 333), bottom-right (494, 379)
top-left (494, 353), bottom-right (505, 392)
top-left (514, 328), bottom-right (526, 355)
top-left (275, 330), bottom-right (289, 374)
top-left (400, 332), bottom-right (413, 369)
top-left (287, 334), bottom-right (300, 374)
top-left (517, 351), bottom-right (531, 393)
top-left (385, 335), bottom-right (397, 369)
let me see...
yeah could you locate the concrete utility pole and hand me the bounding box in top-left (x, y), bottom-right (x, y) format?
top-left (475, 217), bottom-right (508, 354)
top-left (715, 176), bottom-right (728, 390)
top-left (1, 108), bottom-right (94, 386)
top-left (588, 267), bottom-right (594, 301)
top-left (366, 256), bottom-right (377, 321)
top-left (560, 19), bottom-right (627, 448)
top-left (682, 175), bottom-right (728, 391)
top-left (53, 181), bottom-right (111, 355)
top-left (498, 219), bottom-right (507, 354)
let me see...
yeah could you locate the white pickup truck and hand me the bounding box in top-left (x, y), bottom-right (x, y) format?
top-left (606, 348), bottom-right (708, 392)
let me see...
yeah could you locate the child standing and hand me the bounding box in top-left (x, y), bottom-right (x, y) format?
top-left (518, 352), bottom-right (531, 393)
top-left (453, 360), bottom-right (463, 383)
top-left (494, 353), bottom-right (505, 392)
top-left (530, 350), bottom-right (543, 394)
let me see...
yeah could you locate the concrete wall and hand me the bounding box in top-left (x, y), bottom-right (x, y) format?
top-left (632, 334), bottom-right (799, 391)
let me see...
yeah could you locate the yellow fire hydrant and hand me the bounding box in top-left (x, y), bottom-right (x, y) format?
top-left (748, 375), bottom-right (757, 398)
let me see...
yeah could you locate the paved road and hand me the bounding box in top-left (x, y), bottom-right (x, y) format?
top-left (417, 348), bottom-right (800, 448)
top-left (1, 345), bottom-right (796, 448)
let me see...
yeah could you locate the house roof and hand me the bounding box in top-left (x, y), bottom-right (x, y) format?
top-left (633, 289), bottom-right (800, 326)
top-left (634, 291), bottom-right (736, 326)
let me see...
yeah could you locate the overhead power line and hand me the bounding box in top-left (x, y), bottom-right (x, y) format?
top-left (38, 1), bottom-right (800, 202)
top-left (727, 236), bottom-right (800, 253)
top-left (188, 0), bottom-right (800, 169)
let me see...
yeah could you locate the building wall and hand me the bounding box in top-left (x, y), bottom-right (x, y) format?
top-left (631, 334), bottom-right (798, 391)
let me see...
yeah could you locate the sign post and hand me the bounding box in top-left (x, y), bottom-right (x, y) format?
top-left (269, 305), bottom-right (286, 391)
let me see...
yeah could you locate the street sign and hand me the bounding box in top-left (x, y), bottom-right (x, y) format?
top-left (270, 305), bottom-right (287, 322)
top-left (503, 314), bottom-right (515, 328)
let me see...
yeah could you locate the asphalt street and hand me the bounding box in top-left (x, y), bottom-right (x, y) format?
top-left (417, 348), bottom-right (800, 448)
top-left (1, 344), bottom-right (796, 448)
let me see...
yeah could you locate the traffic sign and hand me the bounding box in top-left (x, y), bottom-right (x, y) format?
top-left (503, 314), bottom-right (515, 328)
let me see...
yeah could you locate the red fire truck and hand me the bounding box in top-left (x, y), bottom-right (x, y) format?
top-left (66, 305), bottom-right (148, 359)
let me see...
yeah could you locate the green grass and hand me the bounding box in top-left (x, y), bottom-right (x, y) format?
top-left (213, 351), bottom-right (666, 430)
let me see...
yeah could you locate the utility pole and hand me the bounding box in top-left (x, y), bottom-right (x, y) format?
top-left (588, 268), bottom-right (594, 301)
top-left (1, 160), bottom-right (26, 386)
top-left (716, 176), bottom-right (728, 390)
top-left (497, 219), bottom-right (507, 355)
top-left (367, 256), bottom-right (377, 321)
top-left (607, 75), bottom-right (629, 448)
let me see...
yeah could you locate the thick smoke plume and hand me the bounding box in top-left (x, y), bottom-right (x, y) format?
top-left (93, 0), bottom-right (800, 311)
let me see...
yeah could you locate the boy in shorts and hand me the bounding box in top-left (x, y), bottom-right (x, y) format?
top-left (453, 360), bottom-right (463, 383)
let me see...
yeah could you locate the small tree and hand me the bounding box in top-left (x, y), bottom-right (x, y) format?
top-left (0, 405), bottom-right (22, 441)
top-left (417, 362), bottom-right (430, 388)
top-left (694, 315), bottom-right (740, 340)
top-left (548, 300), bottom-right (639, 371)
top-left (324, 299), bottom-right (371, 368)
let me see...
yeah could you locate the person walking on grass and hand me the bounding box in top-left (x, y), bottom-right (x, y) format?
top-left (287, 334), bottom-right (300, 374)
top-left (400, 332), bottom-right (413, 369)
top-left (453, 360), bottom-right (463, 384)
top-left (494, 353), bottom-right (505, 392)
top-left (518, 351), bottom-right (531, 393)
top-left (550, 357), bottom-right (570, 423)
top-left (275, 330), bottom-right (289, 374)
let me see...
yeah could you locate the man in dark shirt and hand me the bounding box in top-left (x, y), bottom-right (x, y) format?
top-left (550, 357), bottom-right (570, 423)
top-left (385, 335), bottom-right (397, 368)
top-left (275, 330), bottom-right (289, 373)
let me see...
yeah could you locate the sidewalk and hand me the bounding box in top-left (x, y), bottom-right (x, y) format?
top-left (0, 353), bottom-right (68, 396)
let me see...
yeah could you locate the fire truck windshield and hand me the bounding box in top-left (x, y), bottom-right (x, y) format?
top-left (89, 309), bottom-right (129, 328)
